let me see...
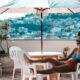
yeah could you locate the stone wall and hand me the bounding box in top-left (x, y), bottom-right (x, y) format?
top-left (0, 56), bottom-right (13, 74)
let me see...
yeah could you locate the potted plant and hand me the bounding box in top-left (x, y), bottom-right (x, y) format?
top-left (63, 47), bottom-right (70, 57)
top-left (0, 21), bottom-right (10, 39)
top-left (1, 21), bottom-right (10, 30)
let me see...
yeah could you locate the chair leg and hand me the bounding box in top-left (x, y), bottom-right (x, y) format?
top-left (29, 77), bottom-right (32, 80)
top-left (36, 74), bottom-right (43, 80)
top-left (12, 68), bottom-right (15, 80)
top-left (72, 73), bottom-right (76, 80)
top-left (57, 73), bottom-right (60, 80)
top-left (23, 77), bottom-right (32, 80)
top-left (75, 73), bottom-right (78, 80)
top-left (21, 69), bottom-right (23, 80)
top-left (46, 75), bottom-right (50, 80)
top-left (72, 74), bottom-right (74, 80)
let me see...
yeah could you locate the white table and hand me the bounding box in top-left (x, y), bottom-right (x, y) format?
top-left (28, 52), bottom-right (62, 59)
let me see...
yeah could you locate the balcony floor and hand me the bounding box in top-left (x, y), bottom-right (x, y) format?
top-left (0, 73), bottom-right (77, 80)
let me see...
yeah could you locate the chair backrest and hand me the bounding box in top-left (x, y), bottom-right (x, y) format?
top-left (9, 46), bottom-right (25, 67)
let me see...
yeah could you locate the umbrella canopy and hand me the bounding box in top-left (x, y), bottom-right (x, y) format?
top-left (0, 0), bottom-right (80, 8)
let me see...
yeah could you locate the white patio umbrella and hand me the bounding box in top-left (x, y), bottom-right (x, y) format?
top-left (0, 0), bottom-right (80, 8)
top-left (0, 8), bottom-right (80, 53)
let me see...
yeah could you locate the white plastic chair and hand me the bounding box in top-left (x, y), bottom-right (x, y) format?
top-left (9, 46), bottom-right (49, 80)
top-left (59, 63), bottom-right (80, 80)
top-left (22, 64), bottom-right (37, 80)
top-left (23, 63), bottom-right (48, 80)
top-left (9, 46), bottom-right (38, 80)
top-left (34, 63), bottom-right (50, 80)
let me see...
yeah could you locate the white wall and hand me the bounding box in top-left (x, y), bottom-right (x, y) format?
top-left (1, 40), bottom-right (77, 54)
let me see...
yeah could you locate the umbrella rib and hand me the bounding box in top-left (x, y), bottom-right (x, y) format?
top-left (48, 1), bottom-right (58, 8)
top-left (67, 8), bottom-right (74, 14)
top-left (0, 8), bottom-right (9, 14)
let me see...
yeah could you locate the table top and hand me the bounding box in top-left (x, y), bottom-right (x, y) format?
top-left (28, 52), bottom-right (63, 56)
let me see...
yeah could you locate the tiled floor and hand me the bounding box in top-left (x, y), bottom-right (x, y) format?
top-left (0, 73), bottom-right (74, 80)
top-left (0, 56), bottom-right (80, 80)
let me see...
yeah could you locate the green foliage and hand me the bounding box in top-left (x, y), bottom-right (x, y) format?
top-left (1, 21), bottom-right (10, 30)
top-left (0, 21), bottom-right (10, 38)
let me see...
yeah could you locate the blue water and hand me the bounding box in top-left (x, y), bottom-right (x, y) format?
top-left (0, 13), bottom-right (80, 39)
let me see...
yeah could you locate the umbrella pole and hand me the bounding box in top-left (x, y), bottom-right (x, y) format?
top-left (35, 8), bottom-right (49, 54)
top-left (40, 12), bottom-right (43, 54)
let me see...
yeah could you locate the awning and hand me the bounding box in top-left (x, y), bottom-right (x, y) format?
top-left (0, 0), bottom-right (80, 8)
top-left (0, 8), bottom-right (80, 14)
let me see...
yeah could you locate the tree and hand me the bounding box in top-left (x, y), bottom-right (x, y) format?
top-left (0, 21), bottom-right (10, 30)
